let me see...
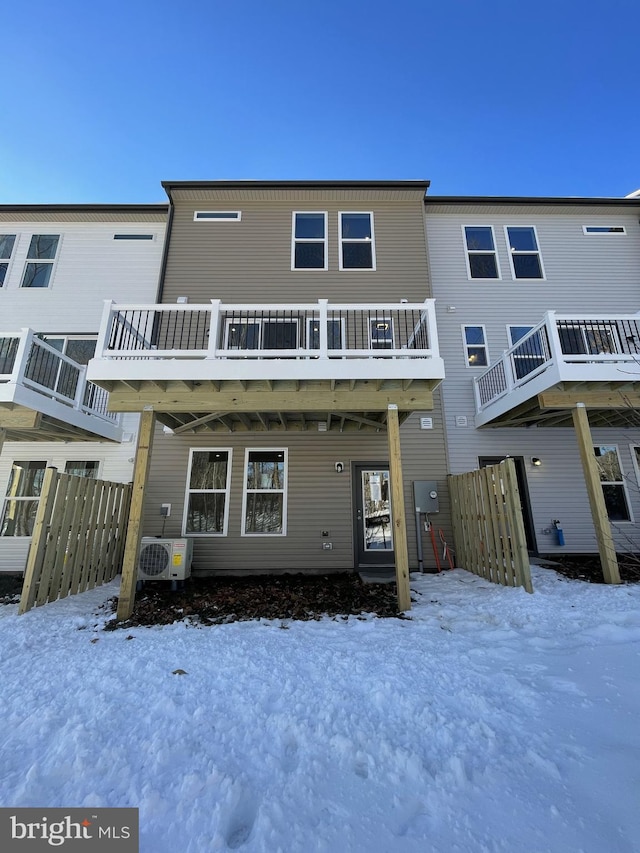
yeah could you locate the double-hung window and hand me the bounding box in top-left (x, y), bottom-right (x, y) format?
top-left (505, 226), bottom-right (544, 279)
top-left (292, 212), bottom-right (327, 270)
top-left (594, 446), bottom-right (631, 522)
top-left (0, 234), bottom-right (16, 287)
top-left (463, 226), bottom-right (500, 279)
top-left (242, 449), bottom-right (287, 535)
top-left (462, 325), bottom-right (488, 367)
top-left (21, 235), bottom-right (60, 288)
top-left (184, 449), bottom-right (232, 535)
top-left (1, 460), bottom-right (47, 537)
top-left (508, 325), bottom-right (546, 379)
top-left (339, 212), bottom-right (375, 270)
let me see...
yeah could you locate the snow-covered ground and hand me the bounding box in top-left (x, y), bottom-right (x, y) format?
top-left (1, 567), bottom-right (639, 853)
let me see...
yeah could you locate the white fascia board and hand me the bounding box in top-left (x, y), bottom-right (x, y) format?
top-left (88, 356), bottom-right (446, 384)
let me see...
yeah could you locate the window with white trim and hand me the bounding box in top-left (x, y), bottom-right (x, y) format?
top-left (505, 226), bottom-right (544, 279)
top-left (508, 325), bottom-right (546, 379)
top-left (184, 449), bottom-right (232, 535)
top-left (242, 449), bottom-right (287, 535)
top-left (339, 212), bottom-right (375, 270)
top-left (594, 446), bottom-right (631, 522)
top-left (64, 461), bottom-right (99, 478)
top-left (307, 317), bottom-right (344, 350)
top-left (370, 318), bottom-right (394, 349)
top-left (462, 325), bottom-right (488, 367)
top-left (0, 234), bottom-right (16, 287)
top-left (1, 460), bottom-right (47, 537)
top-left (292, 212), bottom-right (327, 270)
top-left (21, 235), bottom-right (60, 288)
top-left (583, 226), bottom-right (626, 235)
top-left (463, 226), bottom-right (500, 279)
top-left (194, 211), bottom-right (241, 221)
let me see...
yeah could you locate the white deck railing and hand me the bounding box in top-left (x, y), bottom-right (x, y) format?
top-left (0, 329), bottom-right (117, 422)
top-left (94, 298), bottom-right (441, 362)
top-left (474, 311), bottom-right (640, 412)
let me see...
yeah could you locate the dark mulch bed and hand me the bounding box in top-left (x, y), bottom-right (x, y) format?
top-left (542, 553), bottom-right (640, 584)
top-left (104, 573), bottom-right (402, 629)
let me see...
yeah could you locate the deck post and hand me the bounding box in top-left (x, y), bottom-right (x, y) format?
top-left (572, 403), bottom-right (621, 584)
top-left (387, 404), bottom-right (411, 612)
top-left (117, 409), bottom-right (156, 620)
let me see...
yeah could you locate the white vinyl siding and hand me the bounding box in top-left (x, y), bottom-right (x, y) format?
top-left (427, 205), bottom-right (640, 554)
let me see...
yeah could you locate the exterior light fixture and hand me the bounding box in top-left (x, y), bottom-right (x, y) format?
top-left (531, 457), bottom-right (542, 467)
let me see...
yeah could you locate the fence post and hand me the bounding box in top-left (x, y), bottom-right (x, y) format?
top-left (18, 467), bottom-right (58, 614)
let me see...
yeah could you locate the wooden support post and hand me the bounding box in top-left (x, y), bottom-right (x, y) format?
top-left (572, 403), bottom-right (621, 584)
top-left (117, 410), bottom-right (156, 620)
top-left (387, 404), bottom-right (411, 612)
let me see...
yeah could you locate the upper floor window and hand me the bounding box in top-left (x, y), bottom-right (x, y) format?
top-left (508, 325), bottom-right (545, 379)
top-left (463, 226), bottom-right (500, 279)
top-left (21, 235), bottom-right (60, 288)
top-left (193, 211), bottom-right (241, 221)
top-left (0, 234), bottom-right (16, 287)
top-left (292, 212), bottom-right (327, 270)
top-left (339, 212), bottom-right (376, 270)
top-left (505, 226), bottom-right (544, 279)
top-left (582, 225), bottom-right (626, 235)
top-left (462, 325), bottom-right (488, 367)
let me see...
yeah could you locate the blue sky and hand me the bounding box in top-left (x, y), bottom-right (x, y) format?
top-left (2, 0), bottom-right (638, 203)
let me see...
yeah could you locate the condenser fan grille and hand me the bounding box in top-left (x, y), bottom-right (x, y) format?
top-left (139, 543), bottom-right (170, 577)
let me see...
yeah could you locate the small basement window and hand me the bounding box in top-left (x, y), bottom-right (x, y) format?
top-left (194, 211), bottom-right (242, 221)
top-left (582, 226), bottom-right (626, 235)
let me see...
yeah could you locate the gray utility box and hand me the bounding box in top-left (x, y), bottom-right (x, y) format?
top-left (413, 480), bottom-right (439, 514)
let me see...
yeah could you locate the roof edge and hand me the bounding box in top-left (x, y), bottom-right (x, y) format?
top-left (162, 179), bottom-right (430, 196)
top-left (424, 195), bottom-right (640, 206)
top-left (0, 204), bottom-right (169, 213)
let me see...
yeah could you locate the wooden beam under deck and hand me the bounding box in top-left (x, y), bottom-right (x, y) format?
top-left (538, 390), bottom-right (640, 410)
top-left (107, 382), bottom-right (435, 414)
top-left (0, 408), bottom-right (42, 430)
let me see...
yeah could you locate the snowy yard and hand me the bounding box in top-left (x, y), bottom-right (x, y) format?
top-left (1, 567), bottom-right (639, 853)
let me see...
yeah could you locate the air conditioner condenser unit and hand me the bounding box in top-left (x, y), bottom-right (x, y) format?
top-left (137, 537), bottom-right (193, 582)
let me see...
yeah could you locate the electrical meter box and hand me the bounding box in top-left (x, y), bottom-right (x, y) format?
top-left (413, 480), bottom-right (440, 514)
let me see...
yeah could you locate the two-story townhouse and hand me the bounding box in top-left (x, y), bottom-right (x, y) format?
top-left (425, 195), bottom-right (640, 565)
top-left (88, 181), bottom-right (449, 614)
top-left (0, 204), bottom-right (168, 572)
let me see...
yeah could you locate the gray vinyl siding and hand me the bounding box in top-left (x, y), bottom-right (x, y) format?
top-left (142, 189), bottom-right (450, 573)
top-left (142, 407), bottom-right (450, 575)
top-left (426, 205), bottom-right (640, 555)
top-left (161, 198), bottom-right (430, 304)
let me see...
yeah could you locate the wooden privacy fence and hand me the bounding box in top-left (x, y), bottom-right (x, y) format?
top-left (19, 469), bottom-right (132, 614)
top-left (448, 458), bottom-right (533, 592)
